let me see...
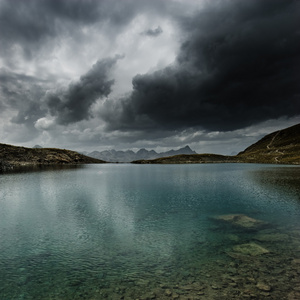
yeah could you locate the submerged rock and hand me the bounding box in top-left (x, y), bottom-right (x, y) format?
top-left (292, 258), bottom-right (300, 265)
top-left (256, 282), bottom-right (272, 291)
top-left (288, 291), bottom-right (300, 300)
top-left (227, 234), bottom-right (240, 242)
top-left (253, 232), bottom-right (289, 243)
top-left (213, 214), bottom-right (268, 231)
top-left (232, 243), bottom-right (270, 256)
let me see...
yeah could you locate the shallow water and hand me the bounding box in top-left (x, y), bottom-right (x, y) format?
top-left (0, 163), bottom-right (299, 299)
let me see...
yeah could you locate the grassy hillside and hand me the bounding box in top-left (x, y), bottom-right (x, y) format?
top-left (0, 143), bottom-right (106, 172)
top-left (237, 123), bottom-right (300, 164)
top-left (133, 153), bottom-right (237, 164)
top-left (133, 123), bottom-right (300, 165)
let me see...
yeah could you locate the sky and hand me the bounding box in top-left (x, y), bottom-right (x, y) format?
top-left (0, 0), bottom-right (299, 155)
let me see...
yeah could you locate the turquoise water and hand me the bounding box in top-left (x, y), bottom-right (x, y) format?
top-left (0, 164), bottom-right (300, 299)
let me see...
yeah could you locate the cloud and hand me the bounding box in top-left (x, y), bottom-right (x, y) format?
top-left (141, 26), bottom-right (163, 37)
top-left (0, 69), bottom-right (49, 126)
top-left (34, 117), bottom-right (56, 131)
top-left (0, 0), bottom-right (169, 67)
top-left (46, 56), bottom-right (121, 125)
top-left (0, 0), bottom-right (180, 149)
top-left (101, 0), bottom-right (300, 132)
top-left (0, 0), bottom-right (299, 153)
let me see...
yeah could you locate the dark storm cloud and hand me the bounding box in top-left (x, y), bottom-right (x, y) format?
top-left (0, 69), bottom-right (48, 121)
top-left (141, 26), bottom-right (163, 37)
top-left (102, 0), bottom-right (300, 132)
top-left (46, 56), bottom-right (120, 125)
top-left (0, 69), bottom-right (50, 141)
top-left (0, 0), bottom-right (167, 63)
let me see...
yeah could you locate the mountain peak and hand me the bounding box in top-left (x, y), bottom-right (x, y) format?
top-left (176, 145), bottom-right (197, 155)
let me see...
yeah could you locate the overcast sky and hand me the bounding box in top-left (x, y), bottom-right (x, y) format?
top-left (0, 0), bottom-right (299, 154)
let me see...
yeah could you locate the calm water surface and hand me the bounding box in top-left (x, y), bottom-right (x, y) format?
top-left (0, 164), bottom-right (300, 299)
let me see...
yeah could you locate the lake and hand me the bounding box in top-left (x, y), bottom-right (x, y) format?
top-left (0, 163), bottom-right (300, 299)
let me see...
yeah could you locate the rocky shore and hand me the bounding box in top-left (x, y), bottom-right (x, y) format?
top-left (0, 160), bottom-right (14, 172)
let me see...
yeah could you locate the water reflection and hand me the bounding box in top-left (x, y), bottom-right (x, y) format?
top-left (1, 163), bottom-right (86, 174)
top-left (248, 165), bottom-right (300, 200)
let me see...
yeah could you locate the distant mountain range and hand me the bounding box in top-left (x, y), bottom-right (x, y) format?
top-left (133, 123), bottom-right (300, 165)
top-left (86, 145), bottom-right (197, 162)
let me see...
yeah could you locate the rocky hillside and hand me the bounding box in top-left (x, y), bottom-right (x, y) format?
top-left (133, 123), bottom-right (300, 165)
top-left (0, 143), bottom-right (106, 172)
top-left (237, 123), bottom-right (300, 164)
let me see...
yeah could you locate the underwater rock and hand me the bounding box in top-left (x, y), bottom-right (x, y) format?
top-left (256, 282), bottom-right (272, 291)
top-left (292, 258), bottom-right (300, 265)
top-left (227, 234), bottom-right (240, 242)
top-left (179, 283), bottom-right (205, 292)
top-left (253, 232), bottom-right (289, 243)
top-left (232, 243), bottom-right (270, 256)
top-left (171, 292), bottom-right (180, 299)
top-left (165, 288), bottom-right (172, 296)
top-left (288, 291), bottom-right (300, 300)
top-left (140, 292), bottom-right (157, 299)
top-left (213, 214), bottom-right (268, 231)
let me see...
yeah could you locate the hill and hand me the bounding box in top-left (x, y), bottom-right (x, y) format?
top-left (133, 123), bottom-right (300, 165)
top-left (133, 153), bottom-right (236, 164)
top-left (0, 143), bottom-right (106, 172)
top-left (236, 123), bottom-right (300, 164)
